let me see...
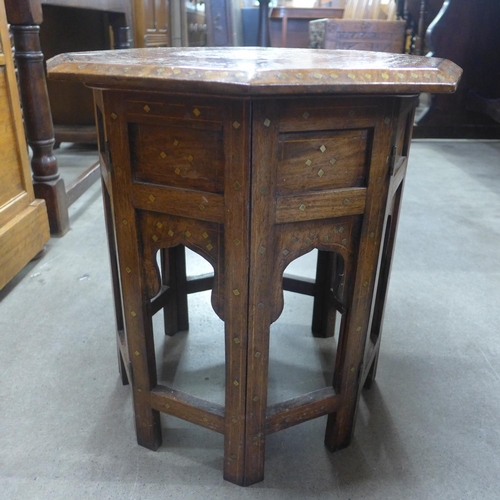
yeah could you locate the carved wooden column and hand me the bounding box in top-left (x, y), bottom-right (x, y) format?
top-left (5, 0), bottom-right (69, 236)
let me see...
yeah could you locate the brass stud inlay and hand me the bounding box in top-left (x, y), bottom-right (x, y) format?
top-left (125, 267), bottom-right (131, 274)
top-left (370, 231), bottom-right (375, 238)
top-left (351, 366), bottom-right (355, 372)
top-left (232, 417), bottom-right (238, 423)
top-left (137, 389), bottom-right (142, 393)
top-left (203, 417), bottom-right (208, 422)
top-left (318, 169), bottom-right (325, 177)
top-left (206, 244), bottom-right (213, 251)
top-left (253, 396), bottom-right (259, 402)
top-left (143, 105), bottom-right (151, 113)
top-left (131, 311), bottom-right (137, 317)
top-left (185, 231), bottom-right (191, 237)
top-left (338, 226), bottom-right (345, 233)
top-left (411, 72), bottom-right (419, 79)
top-left (384, 117), bottom-right (391, 125)
top-left (168, 230), bottom-right (174, 237)
top-left (149, 195), bottom-right (155, 202)
top-left (232, 121), bottom-right (241, 129)
top-left (343, 199), bottom-right (350, 205)
top-left (305, 237), bottom-right (312, 245)
top-left (356, 327), bottom-right (362, 332)
top-left (173, 139), bottom-right (179, 146)
top-left (175, 168), bottom-right (181, 175)
top-left (233, 380), bottom-right (239, 386)
top-left (305, 159), bottom-right (312, 166)
top-left (134, 350), bottom-right (140, 356)
top-left (285, 418), bottom-right (291, 423)
top-left (199, 204), bottom-right (206, 211)
top-left (152, 235), bottom-right (158, 242)
top-left (233, 181), bottom-right (241, 190)
top-left (342, 238), bottom-right (347, 245)
top-left (173, 68), bottom-right (181, 75)
top-left (397, 73), bottom-right (404, 79)
top-left (260, 187), bottom-right (267, 195)
top-left (348, 73), bottom-right (356, 80)
top-left (122, 219), bottom-right (128, 225)
top-left (313, 72), bottom-right (322, 79)
top-left (160, 151), bottom-right (166, 159)
top-left (233, 337), bottom-right (240, 344)
top-left (299, 204), bottom-right (306, 211)
top-left (257, 303), bottom-right (264, 309)
top-left (111, 112), bottom-right (118, 120)
top-left (233, 239), bottom-right (241, 246)
top-left (365, 73), bottom-right (372, 79)
top-left (291, 236), bottom-right (298, 242)
top-left (193, 108), bottom-right (201, 116)
top-left (259, 246), bottom-right (266, 254)
top-left (255, 351), bottom-right (261, 358)
top-left (382, 72), bottom-right (389, 80)
top-left (263, 119), bottom-right (271, 127)
top-left (330, 158), bottom-right (337, 165)
top-left (187, 154), bottom-right (194, 162)
top-left (330, 72), bottom-right (339, 79)
top-left (202, 232), bottom-right (209, 239)
top-left (165, 403), bottom-right (170, 409)
top-left (377, 177), bottom-right (383, 184)
top-left (295, 73), bottom-right (304, 79)
top-left (363, 281), bottom-right (369, 287)
top-left (156, 222), bottom-right (163, 229)
top-left (324, 235), bottom-right (329, 241)
top-left (233, 289), bottom-right (240, 296)
top-left (320, 145), bottom-right (326, 153)
top-left (303, 112), bottom-right (310, 119)
top-left (283, 249), bottom-right (290, 256)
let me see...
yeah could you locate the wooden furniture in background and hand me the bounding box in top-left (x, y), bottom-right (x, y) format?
top-left (133, 0), bottom-right (169, 48)
top-left (48, 47), bottom-right (460, 486)
top-left (310, 18), bottom-right (405, 52)
top-left (0, 0), bottom-right (49, 290)
top-left (270, 6), bottom-right (344, 47)
top-left (414, 0), bottom-right (500, 138)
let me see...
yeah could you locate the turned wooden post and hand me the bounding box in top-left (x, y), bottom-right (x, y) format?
top-left (5, 0), bottom-right (69, 236)
top-left (257, 0), bottom-right (271, 47)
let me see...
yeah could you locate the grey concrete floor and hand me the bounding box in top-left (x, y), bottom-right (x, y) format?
top-left (1, 140), bottom-right (500, 499)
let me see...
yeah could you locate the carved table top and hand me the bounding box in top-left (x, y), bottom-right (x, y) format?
top-left (47, 47), bottom-right (462, 96)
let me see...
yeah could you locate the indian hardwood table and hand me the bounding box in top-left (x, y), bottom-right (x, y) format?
top-left (47, 47), bottom-right (461, 486)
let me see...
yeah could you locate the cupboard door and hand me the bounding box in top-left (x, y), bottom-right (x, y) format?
top-left (0, 0), bottom-right (49, 290)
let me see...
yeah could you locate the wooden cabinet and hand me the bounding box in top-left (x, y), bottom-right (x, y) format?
top-left (133, 0), bottom-right (170, 47)
top-left (0, 0), bottom-right (49, 289)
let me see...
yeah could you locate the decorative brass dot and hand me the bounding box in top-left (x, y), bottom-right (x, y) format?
top-left (291, 236), bottom-right (298, 242)
top-left (230, 454), bottom-right (236, 460)
top-left (363, 281), bottom-right (369, 287)
top-left (253, 396), bottom-right (259, 402)
top-left (233, 337), bottom-right (240, 344)
top-left (137, 389), bottom-right (142, 393)
top-left (356, 326), bottom-right (362, 332)
top-left (263, 118), bottom-right (271, 127)
top-left (111, 112), bottom-right (118, 120)
top-left (313, 72), bottom-right (322, 79)
top-left (125, 267), bottom-right (131, 274)
top-left (187, 154), bottom-right (194, 162)
top-left (299, 204), bottom-right (306, 211)
top-left (365, 73), bottom-right (372, 79)
top-left (305, 237), bottom-right (312, 245)
top-left (255, 351), bottom-right (261, 358)
top-left (122, 219), bottom-right (128, 225)
top-left (199, 204), bottom-right (205, 211)
top-left (233, 181), bottom-right (241, 190)
top-left (318, 169), bottom-right (325, 177)
top-left (295, 73), bottom-right (304, 79)
top-left (233, 380), bottom-right (239, 386)
top-left (185, 231), bottom-right (191, 237)
top-left (377, 177), bottom-right (383, 184)
top-left (397, 73), bottom-right (404, 79)
top-left (156, 222), bottom-right (163, 229)
top-left (257, 303), bottom-right (264, 309)
top-left (285, 418), bottom-right (291, 423)
top-left (173, 139), bottom-right (179, 146)
top-left (193, 108), bottom-right (201, 116)
top-left (165, 403), bottom-right (170, 409)
top-left (303, 112), bottom-right (310, 119)
top-left (131, 311), bottom-right (137, 317)
top-left (330, 157), bottom-right (337, 165)
top-left (149, 195), bottom-right (155, 202)
top-left (203, 417), bottom-right (208, 422)
top-left (201, 232), bottom-right (208, 239)
top-left (175, 168), bottom-right (181, 175)
top-left (283, 249), bottom-right (290, 256)
top-left (232, 417), bottom-right (238, 423)
top-left (143, 105), bottom-right (151, 113)
top-left (232, 121), bottom-right (241, 129)
top-left (206, 244), bottom-right (213, 251)
top-left (305, 159), bottom-right (312, 166)
top-left (259, 246), bottom-right (266, 254)
top-left (160, 151), bottom-right (166, 159)
top-left (370, 231), bottom-right (375, 238)
top-left (351, 366), bottom-right (355, 372)
top-left (323, 235), bottom-right (329, 241)
top-left (152, 235), bottom-right (158, 242)
top-left (168, 230), bottom-right (174, 237)
top-left (384, 117), bottom-right (391, 125)
top-left (342, 238), bottom-right (347, 245)
top-left (320, 145), bottom-right (327, 153)
top-left (233, 239), bottom-right (241, 246)
top-left (330, 72), bottom-right (339, 79)
top-left (343, 199), bottom-right (350, 205)
top-left (382, 72), bottom-right (389, 80)
top-left (134, 350), bottom-right (140, 356)
top-left (259, 187), bottom-right (267, 195)
top-left (233, 289), bottom-right (240, 296)
top-left (348, 73), bottom-right (356, 80)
